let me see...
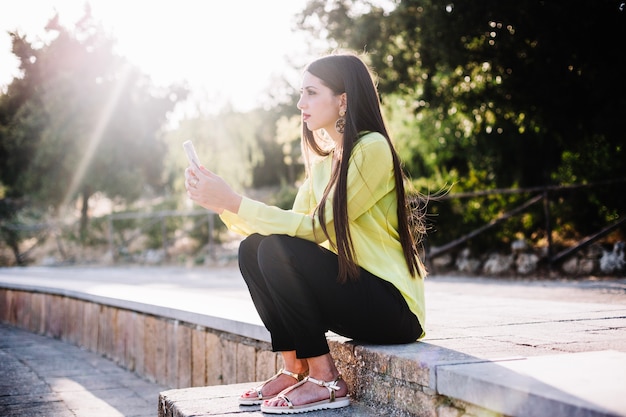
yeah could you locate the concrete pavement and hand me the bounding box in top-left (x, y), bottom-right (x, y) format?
top-left (1, 266), bottom-right (626, 416)
top-left (0, 321), bottom-right (168, 417)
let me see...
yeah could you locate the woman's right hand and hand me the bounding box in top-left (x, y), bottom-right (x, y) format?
top-left (185, 165), bottom-right (242, 214)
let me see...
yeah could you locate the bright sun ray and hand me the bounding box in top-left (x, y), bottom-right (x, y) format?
top-left (61, 64), bottom-right (131, 209)
top-left (1, 1), bottom-right (312, 111)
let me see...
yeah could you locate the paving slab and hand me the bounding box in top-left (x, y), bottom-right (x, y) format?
top-left (0, 323), bottom-right (167, 417)
top-left (159, 382), bottom-right (379, 417)
top-left (437, 350), bottom-right (626, 417)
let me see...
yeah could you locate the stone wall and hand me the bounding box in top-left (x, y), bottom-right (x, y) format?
top-left (0, 287), bottom-right (505, 417)
top-left (0, 288), bottom-right (282, 390)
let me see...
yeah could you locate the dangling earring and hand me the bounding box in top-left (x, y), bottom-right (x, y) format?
top-left (335, 109), bottom-right (346, 134)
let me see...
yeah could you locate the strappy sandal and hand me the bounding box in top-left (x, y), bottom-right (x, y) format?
top-left (260, 374), bottom-right (350, 414)
top-left (238, 368), bottom-right (308, 406)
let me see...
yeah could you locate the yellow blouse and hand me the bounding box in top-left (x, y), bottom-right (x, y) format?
top-left (220, 131), bottom-right (426, 334)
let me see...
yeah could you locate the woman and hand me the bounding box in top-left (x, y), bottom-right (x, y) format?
top-left (185, 52), bottom-right (427, 414)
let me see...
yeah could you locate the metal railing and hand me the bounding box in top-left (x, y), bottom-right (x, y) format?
top-left (427, 178), bottom-right (626, 268)
top-left (106, 209), bottom-right (216, 261)
top-left (2, 179), bottom-right (624, 268)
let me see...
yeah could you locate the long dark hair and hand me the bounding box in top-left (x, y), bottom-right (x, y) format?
top-left (302, 53), bottom-right (427, 283)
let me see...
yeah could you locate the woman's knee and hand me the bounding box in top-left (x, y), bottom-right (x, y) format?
top-left (257, 235), bottom-right (291, 266)
top-left (238, 234), bottom-right (266, 270)
top-left (239, 234), bottom-right (293, 273)
top-left (239, 234), bottom-right (264, 256)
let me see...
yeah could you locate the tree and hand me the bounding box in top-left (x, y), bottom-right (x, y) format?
top-left (298, 0), bottom-right (626, 241)
top-left (0, 8), bottom-right (186, 248)
top-left (165, 105), bottom-right (265, 198)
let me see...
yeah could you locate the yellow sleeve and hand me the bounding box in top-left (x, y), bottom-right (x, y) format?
top-left (219, 196), bottom-right (319, 240)
top-left (219, 134), bottom-right (393, 242)
top-left (219, 175), bottom-right (321, 240)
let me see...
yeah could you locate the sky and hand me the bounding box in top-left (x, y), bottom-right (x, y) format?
top-left (0, 0), bottom-right (319, 112)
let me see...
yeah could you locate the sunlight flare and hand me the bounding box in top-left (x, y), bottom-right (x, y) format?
top-left (61, 64), bottom-right (132, 209)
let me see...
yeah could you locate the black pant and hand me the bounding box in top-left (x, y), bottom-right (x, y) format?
top-left (238, 234), bottom-right (422, 359)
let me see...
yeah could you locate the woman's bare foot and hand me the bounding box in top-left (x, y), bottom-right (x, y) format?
top-left (262, 353), bottom-right (348, 408)
top-left (262, 373), bottom-right (348, 408)
top-left (240, 370), bottom-right (307, 401)
top-left (239, 351), bottom-right (308, 403)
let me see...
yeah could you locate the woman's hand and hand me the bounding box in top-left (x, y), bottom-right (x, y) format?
top-left (185, 165), bottom-right (242, 214)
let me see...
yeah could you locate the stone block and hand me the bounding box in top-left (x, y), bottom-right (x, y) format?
top-left (166, 320), bottom-right (179, 388)
top-left (353, 343), bottom-right (390, 375)
top-left (115, 309), bottom-right (133, 366)
top-left (0, 289), bottom-right (8, 322)
top-left (64, 298), bottom-right (82, 346)
top-left (59, 296), bottom-right (70, 336)
top-left (6, 290), bottom-right (16, 324)
top-left (205, 331), bottom-right (222, 385)
top-left (221, 339), bottom-right (237, 384)
top-left (191, 326), bottom-right (207, 387)
top-left (7, 291), bottom-right (18, 327)
top-left (98, 305), bottom-right (116, 358)
top-left (155, 318), bottom-right (169, 385)
top-left (357, 373), bottom-right (394, 406)
top-left (16, 291), bottom-right (30, 329)
top-left (390, 353), bottom-right (430, 385)
top-left (82, 302), bottom-right (99, 351)
top-left (329, 338), bottom-right (360, 388)
top-left (236, 343), bottom-right (256, 383)
top-left (388, 343), bottom-right (437, 386)
top-left (132, 312), bottom-right (145, 374)
top-left (29, 292), bottom-right (41, 332)
top-left (255, 349), bottom-right (278, 381)
top-left (393, 384), bottom-right (438, 417)
top-left (177, 323), bottom-right (192, 388)
top-left (30, 292), bottom-right (45, 334)
top-left (328, 336), bottom-right (356, 365)
top-left (5, 290), bottom-right (18, 326)
top-left (45, 295), bottom-right (64, 339)
top-left (144, 315), bottom-right (164, 384)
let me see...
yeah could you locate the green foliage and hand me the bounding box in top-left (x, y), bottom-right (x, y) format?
top-left (299, 0), bottom-right (626, 250)
top-left (252, 108), bottom-right (303, 188)
top-left (163, 104), bottom-right (302, 201)
top-left (268, 183), bottom-right (299, 210)
top-left (140, 201), bottom-right (182, 250)
top-left (165, 109), bottom-right (259, 198)
top-left (0, 198), bottom-right (46, 265)
top-left (3, 1), bottom-right (625, 264)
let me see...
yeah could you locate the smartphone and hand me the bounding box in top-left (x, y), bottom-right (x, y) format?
top-left (183, 140), bottom-right (201, 168)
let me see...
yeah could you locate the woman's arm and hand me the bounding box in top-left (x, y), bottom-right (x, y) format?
top-left (188, 134), bottom-right (393, 242)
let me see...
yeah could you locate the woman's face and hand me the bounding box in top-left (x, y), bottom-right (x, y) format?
top-left (297, 71), bottom-right (344, 136)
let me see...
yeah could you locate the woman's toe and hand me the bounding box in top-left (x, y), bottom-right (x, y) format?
top-left (264, 397), bottom-right (286, 407)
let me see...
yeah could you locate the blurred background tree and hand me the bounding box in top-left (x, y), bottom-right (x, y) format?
top-left (0, 7), bottom-right (185, 255)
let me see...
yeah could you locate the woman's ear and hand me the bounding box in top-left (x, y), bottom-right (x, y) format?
top-left (339, 92), bottom-right (347, 112)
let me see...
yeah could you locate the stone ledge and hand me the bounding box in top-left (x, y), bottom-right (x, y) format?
top-left (158, 382), bottom-right (381, 417)
top-left (437, 350), bottom-right (626, 417)
top-left (3, 280), bottom-right (625, 417)
top-left (331, 338), bottom-right (626, 416)
top-left (0, 279), bottom-right (271, 342)
top-left (158, 347), bottom-right (626, 417)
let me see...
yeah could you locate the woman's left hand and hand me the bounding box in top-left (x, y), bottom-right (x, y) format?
top-left (185, 165), bottom-right (242, 214)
